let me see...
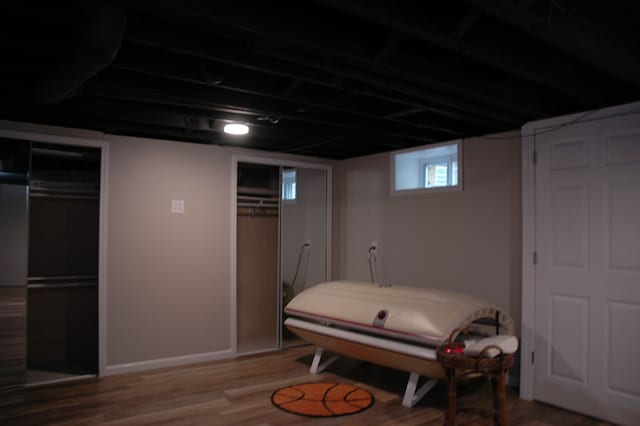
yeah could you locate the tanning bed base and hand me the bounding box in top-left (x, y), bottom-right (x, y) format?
top-left (285, 317), bottom-right (441, 407)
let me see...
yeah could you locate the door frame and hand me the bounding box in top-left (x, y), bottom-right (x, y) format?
top-left (0, 123), bottom-right (109, 377)
top-left (230, 154), bottom-right (332, 356)
top-left (520, 101), bottom-right (640, 401)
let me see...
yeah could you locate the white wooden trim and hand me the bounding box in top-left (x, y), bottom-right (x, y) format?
top-left (0, 125), bottom-right (109, 378)
top-left (326, 166), bottom-right (333, 281)
top-left (520, 124), bottom-right (536, 401)
top-left (231, 154), bottom-right (333, 355)
top-left (104, 349), bottom-right (233, 376)
top-left (97, 142), bottom-right (109, 378)
top-left (519, 100), bottom-right (640, 401)
top-left (230, 159), bottom-right (238, 356)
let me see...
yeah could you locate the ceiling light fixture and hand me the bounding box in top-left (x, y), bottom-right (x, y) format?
top-left (223, 123), bottom-right (249, 135)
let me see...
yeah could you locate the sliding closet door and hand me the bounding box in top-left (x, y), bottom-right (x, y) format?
top-left (280, 167), bottom-right (327, 295)
top-left (0, 138), bottom-right (30, 389)
top-left (280, 167), bottom-right (327, 347)
top-left (27, 143), bottom-right (100, 380)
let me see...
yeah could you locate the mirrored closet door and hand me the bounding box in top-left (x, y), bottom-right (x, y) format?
top-left (27, 143), bottom-right (100, 385)
top-left (280, 167), bottom-right (327, 348)
top-left (0, 140), bottom-right (101, 389)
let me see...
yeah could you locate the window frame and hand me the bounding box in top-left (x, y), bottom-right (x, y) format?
top-left (390, 139), bottom-right (463, 195)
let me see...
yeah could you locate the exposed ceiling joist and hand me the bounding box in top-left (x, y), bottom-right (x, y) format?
top-left (312, 0), bottom-right (611, 105)
top-left (468, 0), bottom-right (640, 88)
top-left (0, 0), bottom-right (638, 159)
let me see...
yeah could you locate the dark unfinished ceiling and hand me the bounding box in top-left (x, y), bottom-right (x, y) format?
top-left (1, 0), bottom-right (639, 159)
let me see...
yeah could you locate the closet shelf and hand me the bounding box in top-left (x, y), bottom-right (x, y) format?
top-left (28, 283), bottom-right (97, 289)
top-left (28, 275), bottom-right (98, 289)
top-left (30, 188), bottom-right (99, 200)
top-left (237, 194), bottom-right (280, 212)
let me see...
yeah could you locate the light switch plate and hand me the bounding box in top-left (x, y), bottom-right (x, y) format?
top-left (171, 199), bottom-right (185, 214)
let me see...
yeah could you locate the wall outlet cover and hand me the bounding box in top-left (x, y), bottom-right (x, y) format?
top-left (171, 199), bottom-right (185, 214)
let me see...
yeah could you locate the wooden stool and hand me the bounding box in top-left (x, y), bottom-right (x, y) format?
top-left (437, 339), bottom-right (514, 426)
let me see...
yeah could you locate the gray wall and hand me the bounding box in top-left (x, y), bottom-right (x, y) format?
top-left (333, 132), bottom-right (522, 331)
top-left (106, 135), bottom-right (232, 365)
top-left (1, 119), bottom-right (521, 376)
top-left (104, 137), bottom-right (332, 367)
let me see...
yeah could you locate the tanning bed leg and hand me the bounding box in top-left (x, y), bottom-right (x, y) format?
top-left (309, 347), bottom-right (339, 374)
top-left (402, 372), bottom-right (438, 407)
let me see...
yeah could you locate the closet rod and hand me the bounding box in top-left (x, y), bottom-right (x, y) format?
top-left (237, 213), bottom-right (279, 218)
top-left (237, 202), bottom-right (279, 208)
top-left (29, 275), bottom-right (98, 283)
top-left (238, 195), bottom-right (278, 202)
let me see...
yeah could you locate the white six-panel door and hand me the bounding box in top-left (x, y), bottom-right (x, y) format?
top-left (533, 112), bottom-right (640, 425)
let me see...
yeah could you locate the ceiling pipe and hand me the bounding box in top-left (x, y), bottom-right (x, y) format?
top-left (32, 1), bottom-right (127, 105)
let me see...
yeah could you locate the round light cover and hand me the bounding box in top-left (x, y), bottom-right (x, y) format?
top-left (223, 123), bottom-right (249, 135)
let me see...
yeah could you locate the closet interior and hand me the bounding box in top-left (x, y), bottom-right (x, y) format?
top-left (236, 163), bottom-right (280, 354)
top-left (0, 140), bottom-right (101, 389)
top-left (0, 138), bottom-right (30, 389)
top-left (235, 162), bottom-right (328, 355)
top-left (27, 143), bottom-right (100, 384)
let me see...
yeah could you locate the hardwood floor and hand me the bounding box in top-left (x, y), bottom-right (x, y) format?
top-left (0, 345), bottom-right (613, 425)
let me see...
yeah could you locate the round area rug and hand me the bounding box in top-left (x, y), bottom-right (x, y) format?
top-left (271, 382), bottom-right (374, 417)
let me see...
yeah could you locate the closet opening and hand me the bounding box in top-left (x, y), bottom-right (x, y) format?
top-left (235, 160), bottom-right (329, 355)
top-left (236, 163), bottom-right (280, 354)
top-left (26, 142), bottom-right (100, 385)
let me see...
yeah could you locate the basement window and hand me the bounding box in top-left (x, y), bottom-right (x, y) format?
top-left (281, 168), bottom-right (297, 201)
top-left (391, 140), bottom-right (462, 194)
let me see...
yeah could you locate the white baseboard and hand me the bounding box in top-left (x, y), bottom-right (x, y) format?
top-left (104, 349), bottom-right (234, 376)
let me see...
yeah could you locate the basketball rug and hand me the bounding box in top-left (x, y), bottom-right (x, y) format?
top-left (271, 382), bottom-right (374, 417)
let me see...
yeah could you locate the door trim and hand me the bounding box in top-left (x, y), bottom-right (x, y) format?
top-left (230, 154), bottom-right (333, 356)
top-left (520, 101), bottom-right (640, 401)
top-left (0, 124), bottom-right (108, 377)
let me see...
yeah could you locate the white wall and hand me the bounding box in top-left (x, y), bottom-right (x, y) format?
top-left (333, 132), bottom-right (522, 331)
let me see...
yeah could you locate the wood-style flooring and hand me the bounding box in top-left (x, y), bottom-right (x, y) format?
top-left (0, 345), bottom-right (613, 425)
